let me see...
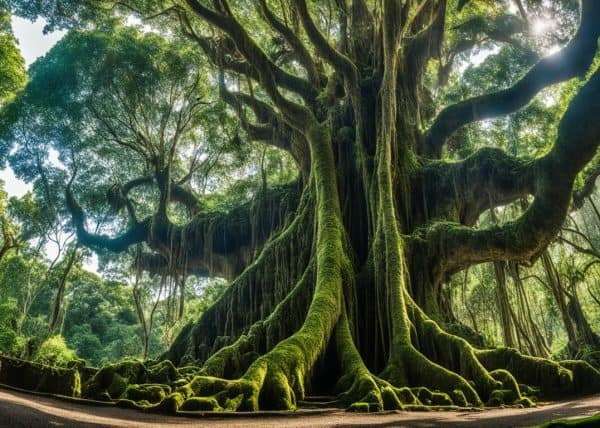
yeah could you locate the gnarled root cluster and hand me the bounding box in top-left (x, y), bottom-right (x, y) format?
top-left (78, 282), bottom-right (600, 414)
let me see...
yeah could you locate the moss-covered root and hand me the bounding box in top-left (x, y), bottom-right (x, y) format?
top-left (84, 360), bottom-right (148, 401)
top-left (382, 345), bottom-right (483, 407)
top-left (559, 360), bottom-right (600, 395)
top-left (198, 321), bottom-right (266, 380)
top-left (334, 311), bottom-right (418, 411)
top-left (408, 298), bottom-right (502, 401)
top-left (167, 335), bottom-right (327, 412)
top-left (161, 276), bottom-right (347, 413)
top-left (476, 348), bottom-right (600, 399)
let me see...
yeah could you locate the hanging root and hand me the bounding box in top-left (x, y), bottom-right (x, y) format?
top-left (199, 260), bottom-right (316, 379)
top-left (166, 190), bottom-right (314, 366)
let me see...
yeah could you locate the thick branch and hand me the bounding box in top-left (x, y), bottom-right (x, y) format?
top-left (217, 71), bottom-right (294, 153)
top-left (573, 149), bottom-right (600, 208)
top-left (420, 64), bottom-right (600, 275)
top-left (110, 176), bottom-right (202, 215)
top-left (65, 187), bottom-right (150, 252)
top-left (257, 0), bottom-right (322, 87)
top-left (184, 0), bottom-right (317, 129)
top-left (426, 0), bottom-right (600, 157)
top-left (175, 8), bottom-right (317, 106)
top-left (293, 0), bottom-right (359, 90)
top-left (417, 147), bottom-right (535, 226)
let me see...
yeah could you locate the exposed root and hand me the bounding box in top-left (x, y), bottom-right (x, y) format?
top-left (382, 345), bottom-right (482, 406)
top-left (407, 296), bottom-right (501, 401)
top-left (476, 348), bottom-right (600, 399)
top-left (334, 311), bottom-right (419, 411)
top-left (199, 259), bottom-right (316, 379)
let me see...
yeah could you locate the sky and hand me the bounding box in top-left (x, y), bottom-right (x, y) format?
top-left (0, 19), bottom-right (99, 269)
top-left (0, 17), bottom-right (65, 198)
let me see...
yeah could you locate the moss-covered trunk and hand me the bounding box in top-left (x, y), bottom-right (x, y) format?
top-left (153, 53), bottom-right (600, 420)
top-left (62, 0), bottom-right (600, 414)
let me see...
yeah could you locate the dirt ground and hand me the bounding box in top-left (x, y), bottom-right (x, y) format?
top-left (0, 388), bottom-right (597, 428)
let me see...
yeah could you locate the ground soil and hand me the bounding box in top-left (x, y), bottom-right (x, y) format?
top-left (0, 387), bottom-right (598, 427)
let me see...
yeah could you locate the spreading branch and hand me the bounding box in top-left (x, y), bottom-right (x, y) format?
top-left (65, 186), bottom-right (150, 252)
top-left (419, 64), bottom-right (600, 276)
top-left (293, 0), bottom-right (359, 90)
top-left (257, 0), bottom-right (323, 87)
top-left (183, 0), bottom-right (318, 130)
top-left (426, 0), bottom-right (600, 157)
top-left (418, 147), bottom-right (535, 225)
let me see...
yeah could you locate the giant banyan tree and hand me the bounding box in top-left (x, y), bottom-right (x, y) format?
top-left (11, 0), bottom-right (600, 413)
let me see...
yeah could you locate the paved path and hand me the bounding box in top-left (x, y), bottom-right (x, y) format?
top-left (0, 388), bottom-right (598, 427)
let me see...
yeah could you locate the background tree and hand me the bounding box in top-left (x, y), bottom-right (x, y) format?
top-left (4, 0), bottom-right (600, 413)
top-left (0, 6), bottom-right (26, 113)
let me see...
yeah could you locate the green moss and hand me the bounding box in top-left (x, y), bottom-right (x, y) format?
top-left (115, 398), bottom-right (152, 410)
top-left (486, 390), bottom-right (506, 407)
top-left (147, 360), bottom-right (179, 384)
top-left (0, 356), bottom-right (80, 397)
top-left (560, 360), bottom-right (600, 394)
top-left (477, 348), bottom-right (574, 398)
top-left (396, 387), bottom-right (419, 404)
top-left (407, 304), bottom-right (500, 402)
top-left (412, 387), bottom-right (433, 404)
top-left (538, 413), bottom-right (600, 427)
top-left (258, 369), bottom-right (297, 410)
top-left (155, 392), bottom-right (185, 414)
top-left (431, 392), bottom-right (453, 406)
top-left (347, 402), bottom-right (370, 412)
top-left (180, 396), bottom-right (222, 411)
top-left (125, 384), bottom-right (170, 403)
top-left (223, 393), bottom-right (245, 411)
top-left (84, 359), bottom-right (146, 400)
top-left (451, 389), bottom-right (468, 407)
top-left (516, 397), bottom-right (535, 408)
top-left (490, 369), bottom-right (522, 403)
top-left (107, 374), bottom-right (128, 398)
top-left (519, 383), bottom-right (539, 398)
top-left (381, 386), bottom-right (403, 410)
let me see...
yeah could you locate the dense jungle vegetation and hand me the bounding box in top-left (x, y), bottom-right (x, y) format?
top-left (0, 0), bottom-right (600, 416)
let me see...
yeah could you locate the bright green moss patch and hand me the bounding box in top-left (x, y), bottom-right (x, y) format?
top-left (538, 413), bottom-right (600, 427)
top-left (125, 384), bottom-right (169, 403)
top-left (180, 396), bottom-right (222, 411)
top-left (347, 401), bottom-right (371, 412)
top-left (451, 389), bottom-right (468, 407)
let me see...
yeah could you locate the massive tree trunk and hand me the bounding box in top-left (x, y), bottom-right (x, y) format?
top-left (70, 0), bottom-right (600, 412)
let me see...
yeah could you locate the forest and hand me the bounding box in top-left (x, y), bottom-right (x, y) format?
top-left (0, 0), bottom-right (599, 425)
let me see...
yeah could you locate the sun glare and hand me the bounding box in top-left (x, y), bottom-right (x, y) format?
top-left (531, 18), bottom-right (552, 36)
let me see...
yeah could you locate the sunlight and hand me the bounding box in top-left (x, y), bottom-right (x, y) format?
top-left (531, 17), bottom-right (552, 36)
